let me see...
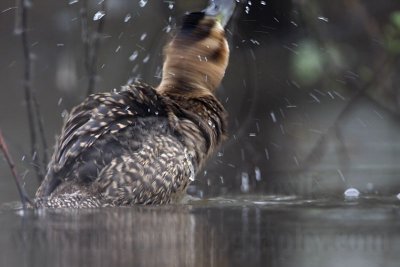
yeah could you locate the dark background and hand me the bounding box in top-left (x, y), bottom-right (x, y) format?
top-left (1, 0), bottom-right (400, 204)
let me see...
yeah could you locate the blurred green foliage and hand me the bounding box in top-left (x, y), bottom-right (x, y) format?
top-left (385, 11), bottom-right (400, 54)
top-left (291, 40), bottom-right (323, 85)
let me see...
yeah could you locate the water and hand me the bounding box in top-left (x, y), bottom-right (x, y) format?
top-left (93, 11), bottom-right (105, 21)
top-left (1, 196), bottom-right (399, 267)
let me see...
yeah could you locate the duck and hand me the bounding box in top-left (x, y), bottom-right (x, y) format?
top-left (34, 1), bottom-right (236, 208)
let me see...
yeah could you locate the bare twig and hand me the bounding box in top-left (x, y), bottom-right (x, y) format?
top-left (16, 0), bottom-right (45, 182)
top-left (80, 0), bottom-right (90, 85)
top-left (0, 130), bottom-right (33, 209)
top-left (88, 0), bottom-right (106, 96)
top-left (301, 57), bottom-right (394, 170)
top-left (32, 94), bottom-right (49, 172)
top-left (81, 0), bottom-right (106, 97)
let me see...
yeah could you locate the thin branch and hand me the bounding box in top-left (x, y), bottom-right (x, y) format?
top-left (32, 93), bottom-right (49, 173)
top-left (88, 0), bottom-right (106, 96)
top-left (301, 57), bottom-right (394, 170)
top-left (16, 0), bottom-right (45, 182)
top-left (81, 0), bottom-right (106, 97)
top-left (0, 130), bottom-right (33, 209)
top-left (80, 0), bottom-right (90, 84)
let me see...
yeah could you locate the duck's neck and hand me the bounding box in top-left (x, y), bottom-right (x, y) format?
top-left (157, 77), bottom-right (213, 99)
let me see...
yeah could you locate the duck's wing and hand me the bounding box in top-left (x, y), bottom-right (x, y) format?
top-left (36, 83), bottom-right (167, 198)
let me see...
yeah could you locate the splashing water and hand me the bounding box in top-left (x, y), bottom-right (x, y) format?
top-left (139, 0), bottom-right (148, 8)
top-left (240, 172), bottom-right (250, 192)
top-left (255, 167), bottom-right (261, 181)
top-left (93, 11), bottom-right (105, 21)
top-left (270, 111), bottom-right (277, 123)
top-left (344, 188), bottom-right (360, 199)
top-left (61, 110), bottom-right (68, 118)
top-left (124, 14), bottom-right (131, 22)
top-left (142, 54), bottom-right (150, 63)
top-left (317, 16), bottom-right (329, 22)
top-left (129, 51), bottom-right (138, 61)
top-left (163, 25), bottom-right (172, 33)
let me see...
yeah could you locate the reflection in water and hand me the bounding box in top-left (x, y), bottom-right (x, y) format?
top-left (1, 198), bottom-right (399, 267)
top-left (7, 206), bottom-right (226, 267)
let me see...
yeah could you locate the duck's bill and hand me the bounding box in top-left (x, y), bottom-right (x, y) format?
top-left (204, 0), bottom-right (236, 27)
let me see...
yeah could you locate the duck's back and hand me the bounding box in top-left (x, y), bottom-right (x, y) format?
top-left (35, 84), bottom-right (194, 208)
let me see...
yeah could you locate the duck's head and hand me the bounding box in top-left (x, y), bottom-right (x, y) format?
top-left (158, 1), bottom-right (235, 97)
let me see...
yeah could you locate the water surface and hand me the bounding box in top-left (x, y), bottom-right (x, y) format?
top-left (1, 196), bottom-right (399, 267)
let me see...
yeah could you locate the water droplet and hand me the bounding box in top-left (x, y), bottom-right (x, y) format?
top-left (255, 167), bottom-right (261, 181)
top-left (139, 0), bottom-right (147, 8)
top-left (397, 193), bottom-right (400, 200)
top-left (115, 45), bottom-right (121, 53)
top-left (245, 6), bottom-right (250, 14)
top-left (250, 39), bottom-right (260, 45)
top-left (16, 209), bottom-right (26, 217)
top-left (140, 33), bottom-right (147, 41)
top-left (129, 51), bottom-right (138, 61)
top-left (317, 16), bottom-right (329, 22)
top-left (163, 25), bottom-right (172, 33)
top-left (270, 111), bottom-right (277, 123)
top-left (241, 172), bottom-right (250, 192)
top-left (344, 188), bottom-right (360, 199)
top-left (93, 11), bottom-right (105, 21)
top-left (264, 148), bottom-right (269, 160)
top-left (260, 1), bottom-right (266, 5)
top-left (337, 169), bottom-right (346, 182)
top-left (61, 110), bottom-right (68, 118)
top-left (69, 0), bottom-right (79, 5)
top-left (127, 77), bottom-right (134, 84)
top-left (124, 13), bottom-right (131, 22)
top-left (142, 54), bottom-right (150, 63)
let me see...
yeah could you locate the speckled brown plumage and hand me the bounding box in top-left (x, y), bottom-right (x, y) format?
top-left (35, 11), bottom-right (230, 208)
